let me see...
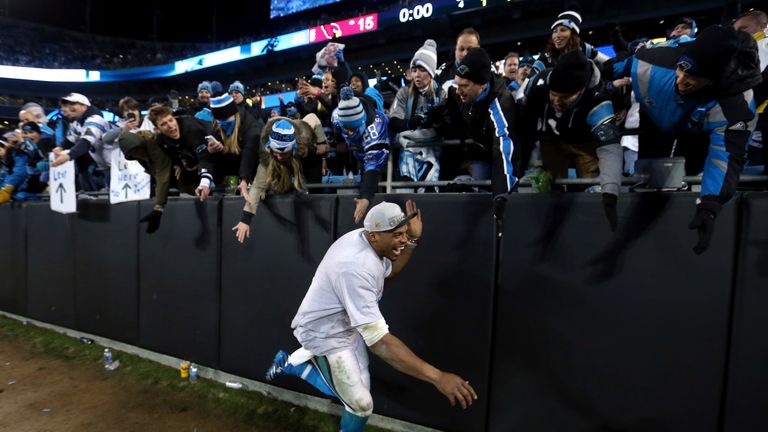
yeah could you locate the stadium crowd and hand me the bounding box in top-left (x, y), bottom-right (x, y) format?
top-left (1, 8), bottom-right (766, 256)
top-left (0, 1), bottom-right (403, 70)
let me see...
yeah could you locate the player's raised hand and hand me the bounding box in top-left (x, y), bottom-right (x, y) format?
top-left (405, 200), bottom-right (422, 239)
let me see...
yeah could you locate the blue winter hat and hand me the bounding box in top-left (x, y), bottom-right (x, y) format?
top-left (229, 80), bottom-right (245, 94)
top-left (210, 93), bottom-right (238, 120)
top-left (197, 81), bottom-right (212, 93)
top-left (336, 86), bottom-right (366, 129)
top-left (211, 81), bottom-right (224, 96)
top-left (267, 119), bottom-right (296, 153)
top-left (532, 60), bottom-right (546, 73)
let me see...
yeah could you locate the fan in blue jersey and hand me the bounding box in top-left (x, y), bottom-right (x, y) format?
top-left (332, 86), bottom-right (391, 223)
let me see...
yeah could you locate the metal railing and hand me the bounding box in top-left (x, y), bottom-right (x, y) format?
top-left (35, 139), bottom-right (768, 198)
top-left (305, 138), bottom-right (768, 190)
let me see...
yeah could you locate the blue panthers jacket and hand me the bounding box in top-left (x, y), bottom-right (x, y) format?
top-left (612, 37), bottom-right (761, 204)
top-left (2, 142), bottom-right (32, 190)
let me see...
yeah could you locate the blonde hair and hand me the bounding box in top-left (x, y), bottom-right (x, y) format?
top-left (408, 78), bottom-right (436, 99)
top-left (265, 155), bottom-right (305, 194)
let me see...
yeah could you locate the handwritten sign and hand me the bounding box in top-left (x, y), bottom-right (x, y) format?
top-left (49, 154), bottom-right (76, 214)
top-left (109, 149), bottom-right (151, 204)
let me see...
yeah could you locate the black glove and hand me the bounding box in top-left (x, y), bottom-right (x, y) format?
top-left (688, 201), bottom-right (721, 255)
top-left (602, 193), bottom-right (618, 232)
top-left (407, 113), bottom-right (426, 130)
top-left (139, 209), bottom-right (163, 234)
top-left (493, 194), bottom-right (508, 220)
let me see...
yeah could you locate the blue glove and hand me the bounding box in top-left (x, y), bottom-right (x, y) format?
top-left (335, 48), bottom-right (345, 62)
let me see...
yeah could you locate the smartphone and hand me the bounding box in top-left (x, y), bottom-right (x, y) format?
top-left (125, 112), bottom-right (137, 121)
top-left (205, 135), bottom-right (215, 142)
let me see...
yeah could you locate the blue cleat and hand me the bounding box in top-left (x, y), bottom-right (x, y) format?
top-left (265, 350), bottom-right (289, 381)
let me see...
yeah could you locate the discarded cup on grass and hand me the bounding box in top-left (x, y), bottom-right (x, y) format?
top-left (180, 360), bottom-right (190, 378)
top-left (79, 337), bottom-right (94, 344)
top-left (104, 360), bottom-right (121, 371)
top-left (225, 381), bottom-right (244, 390)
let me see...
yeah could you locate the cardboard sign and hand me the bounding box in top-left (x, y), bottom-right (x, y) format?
top-left (49, 154), bottom-right (77, 214)
top-left (109, 149), bottom-right (151, 204)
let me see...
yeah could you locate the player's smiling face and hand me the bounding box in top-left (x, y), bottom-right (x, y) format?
top-left (369, 225), bottom-right (409, 261)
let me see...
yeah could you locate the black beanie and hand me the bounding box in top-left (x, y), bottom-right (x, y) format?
top-left (676, 25), bottom-right (738, 81)
top-left (210, 93), bottom-right (239, 120)
top-left (456, 48), bottom-right (492, 85)
top-left (330, 67), bottom-right (347, 86)
top-left (22, 121), bottom-right (41, 134)
top-left (548, 49), bottom-right (591, 94)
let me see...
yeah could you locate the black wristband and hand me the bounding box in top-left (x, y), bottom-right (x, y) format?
top-left (240, 211), bottom-right (254, 225)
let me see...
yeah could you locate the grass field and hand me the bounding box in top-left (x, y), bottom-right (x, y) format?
top-left (0, 315), bottom-right (390, 432)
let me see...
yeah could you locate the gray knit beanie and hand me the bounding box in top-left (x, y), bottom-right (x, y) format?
top-left (411, 39), bottom-right (438, 78)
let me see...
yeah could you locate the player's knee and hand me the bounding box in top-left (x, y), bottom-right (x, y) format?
top-left (349, 392), bottom-right (373, 416)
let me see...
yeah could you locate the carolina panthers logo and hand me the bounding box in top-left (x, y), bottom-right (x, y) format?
top-left (676, 55), bottom-right (696, 73)
top-left (728, 121), bottom-right (747, 131)
top-left (457, 65), bottom-right (470, 75)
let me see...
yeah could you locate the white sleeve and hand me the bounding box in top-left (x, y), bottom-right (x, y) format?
top-left (357, 319), bottom-right (389, 346)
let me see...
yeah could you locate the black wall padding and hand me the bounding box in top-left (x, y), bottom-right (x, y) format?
top-left (489, 193), bottom-right (737, 432)
top-left (73, 200), bottom-right (139, 344)
top-left (218, 195), bottom-right (336, 395)
top-left (723, 193), bottom-right (768, 432)
top-left (221, 195), bottom-right (336, 395)
top-left (337, 194), bottom-right (494, 432)
top-left (0, 203), bottom-right (27, 314)
top-left (137, 198), bottom-right (221, 367)
top-left (25, 202), bottom-right (77, 327)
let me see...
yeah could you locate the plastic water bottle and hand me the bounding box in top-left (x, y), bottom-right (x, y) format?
top-left (189, 363), bottom-right (198, 384)
top-left (103, 349), bottom-right (113, 365)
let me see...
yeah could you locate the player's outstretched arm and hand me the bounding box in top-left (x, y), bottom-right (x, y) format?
top-left (369, 333), bottom-right (477, 409)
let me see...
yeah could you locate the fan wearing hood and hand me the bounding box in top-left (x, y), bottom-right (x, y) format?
top-left (611, 25), bottom-right (762, 254)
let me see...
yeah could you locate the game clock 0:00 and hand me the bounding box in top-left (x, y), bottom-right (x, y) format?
top-left (398, 3), bottom-right (434, 22)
